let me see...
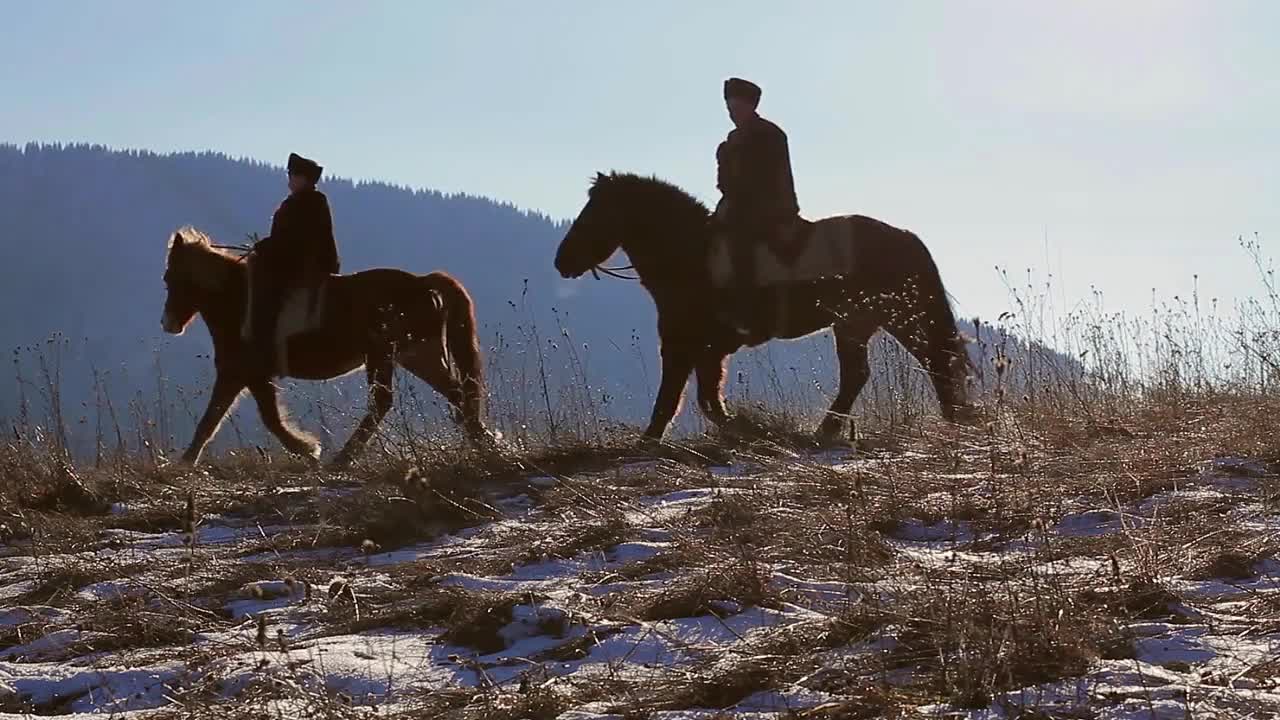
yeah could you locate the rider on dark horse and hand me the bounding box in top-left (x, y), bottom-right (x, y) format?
top-left (714, 77), bottom-right (800, 334)
top-left (246, 152), bottom-right (340, 374)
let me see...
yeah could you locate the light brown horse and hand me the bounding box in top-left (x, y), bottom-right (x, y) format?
top-left (555, 173), bottom-right (974, 442)
top-left (161, 227), bottom-right (489, 467)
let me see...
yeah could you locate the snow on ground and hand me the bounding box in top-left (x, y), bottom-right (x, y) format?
top-left (0, 442), bottom-right (1277, 718)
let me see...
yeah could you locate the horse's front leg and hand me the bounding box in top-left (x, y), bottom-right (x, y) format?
top-left (642, 344), bottom-right (696, 440)
top-left (695, 350), bottom-right (733, 426)
top-left (180, 375), bottom-right (245, 465)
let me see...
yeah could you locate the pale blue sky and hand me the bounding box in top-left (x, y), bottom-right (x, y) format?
top-left (4, 1), bottom-right (1278, 326)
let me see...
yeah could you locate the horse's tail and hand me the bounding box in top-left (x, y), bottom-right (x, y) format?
top-left (907, 232), bottom-right (973, 418)
top-left (421, 272), bottom-right (486, 435)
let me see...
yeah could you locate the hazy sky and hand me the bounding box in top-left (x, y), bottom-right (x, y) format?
top-left (4, 1), bottom-right (1277, 326)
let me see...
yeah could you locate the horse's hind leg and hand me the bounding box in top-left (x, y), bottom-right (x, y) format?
top-left (398, 349), bottom-right (478, 435)
top-left (817, 324), bottom-right (873, 442)
top-left (885, 314), bottom-right (968, 422)
top-left (180, 376), bottom-right (244, 465)
top-left (695, 351), bottom-right (732, 426)
top-left (249, 381), bottom-right (321, 463)
top-left (331, 356), bottom-right (394, 469)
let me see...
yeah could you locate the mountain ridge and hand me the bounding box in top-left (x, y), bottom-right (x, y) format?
top-left (1, 142), bottom-right (1073, 458)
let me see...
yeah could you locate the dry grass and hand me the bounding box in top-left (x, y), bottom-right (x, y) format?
top-left (2, 391), bottom-right (1278, 716)
top-left (627, 560), bottom-right (780, 622)
top-left (6, 254), bottom-right (1280, 718)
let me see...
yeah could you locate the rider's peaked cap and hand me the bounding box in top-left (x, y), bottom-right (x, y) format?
top-left (723, 77), bottom-right (762, 106)
top-left (287, 153), bottom-right (323, 183)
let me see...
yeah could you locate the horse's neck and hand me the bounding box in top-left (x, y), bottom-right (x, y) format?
top-left (197, 261), bottom-right (247, 334)
top-left (625, 225), bottom-right (703, 290)
top-left (619, 244), bottom-right (691, 301)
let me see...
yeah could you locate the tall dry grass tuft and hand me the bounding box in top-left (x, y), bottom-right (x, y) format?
top-left (1, 236), bottom-right (1279, 716)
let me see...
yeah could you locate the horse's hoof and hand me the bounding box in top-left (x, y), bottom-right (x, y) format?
top-left (949, 404), bottom-right (983, 426)
top-left (469, 426), bottom-right (502, 447)
top-left (815, 417), bottom-right (846, 443)
top-left (705, 410), bottom-right (734, 427)
top-left (637, 433), bottom-right (665, 451)
top-left (168, 454), bottom-right (198, 469)
top-left (814, 431), bottom-right (842, 446)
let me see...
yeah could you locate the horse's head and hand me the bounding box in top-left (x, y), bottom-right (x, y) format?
top-left (161, 231), bottom-right (202, 334)
top-left (556, 172), bottom-right (710, 280)
top-left (162, 228), bottom-right (235, 335)
top-left (555, 172), bottom-right (629, 279)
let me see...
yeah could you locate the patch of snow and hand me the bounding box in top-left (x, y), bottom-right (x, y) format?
top-left (237, 546), bottom-right (349, 565)
top-left (497, 493), bottom-right (534, 512)
top-left (770, 572), bottom-right (860, 608)
top-left (528, 475), bottom-right (558, 488)
top-left (217, 631), bottom-right (467, 704)
top-left (734, 686), bottom-right (838, 712)
top-left (0, 579), bottom-right (37, 604)
top-left (0, 659), bottom-right (185, 714)
top-left (0, 629), bottom-right (100, 662)
top-left (76, 580), bottom-right (148, 603)
top-left (1054, 508), bottom-right (1144, 537)
top-left (0, 606), bottom-right (66, 627)
top-left (606, 541), bottom-right (666, 565)
top-left (1209, 456), bottom-right (1271, 479)
top-left (359, 540), bottom-right (448, 568)
top-left (223, 580), bottom-right (313, 620)
top-left (1135, 487), bottom-right (1231, 518)
top-left (132, 522), bottom-right (294, 550)
top-left (1133, 626), bottom-right (1216, 666)
top-left (627, 487), bottom-right (741, 526)
top-left (656, 605), bottom-right (806, 649)
top-left (239, 579), bottom-right (309, 602)
top-left (890, 518), bottom-right (974, 543)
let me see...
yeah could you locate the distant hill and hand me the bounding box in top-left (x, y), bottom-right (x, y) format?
top-left (0, 143), bottom-right (1077, 458)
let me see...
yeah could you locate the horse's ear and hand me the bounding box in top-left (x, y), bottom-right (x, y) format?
top-left (595, 171), bottom-right (607, 184)
top-left (171, 231), bottom-right (185, 247)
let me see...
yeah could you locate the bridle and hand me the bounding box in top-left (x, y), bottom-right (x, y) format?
top-left (590, 263), bottom-right (639, 281)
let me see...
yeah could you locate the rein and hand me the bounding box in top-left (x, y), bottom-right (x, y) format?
top-left (211, 243), bottom-right (255, 262)
top-left (590, 263), bottom-right (639, 281)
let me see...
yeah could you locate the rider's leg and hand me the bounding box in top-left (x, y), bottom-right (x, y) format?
top-left (725, 226), bottom-right (759, 333)
top-left (251, 268), bottom-right (282, 376)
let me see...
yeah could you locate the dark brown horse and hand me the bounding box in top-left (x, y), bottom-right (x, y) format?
top-left (554, 172), bottom-right (974, 441)
top-left (161, 227), bottom-right (490, 467)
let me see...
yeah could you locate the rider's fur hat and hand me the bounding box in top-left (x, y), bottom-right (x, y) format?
top-left (723, 77), bottom-right (762, 107)
top-left (287, 153), bottom-right (323, 184)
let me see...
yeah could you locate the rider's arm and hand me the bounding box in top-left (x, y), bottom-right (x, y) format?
top-left (736, 125), bottom-right (781, 209)
top-left (309, 192), bottom-right (339, 275)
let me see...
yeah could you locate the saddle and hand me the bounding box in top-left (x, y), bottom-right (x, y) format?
top-left (275, 281), bottom-right (328, 341)
top-left (762, 219), bottom-right (812, 267)
top-left (708, 215), bottom-right (855, 290)
top-left (240, 255), bottom-right (329, 358)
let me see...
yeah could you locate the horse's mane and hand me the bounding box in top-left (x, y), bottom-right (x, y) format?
top-left (166, 226), bottom-right (245, 295)
top-left (170, 225), bottom-right (243, 262)
top-left (591, 172), bottom-right (711, 221)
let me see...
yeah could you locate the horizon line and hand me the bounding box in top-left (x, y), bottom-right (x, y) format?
top-left (2, 139), bottom-right (570, 224)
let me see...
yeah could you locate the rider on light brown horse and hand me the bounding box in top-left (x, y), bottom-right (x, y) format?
top-left (245, 152), bottom-right (340, 374)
